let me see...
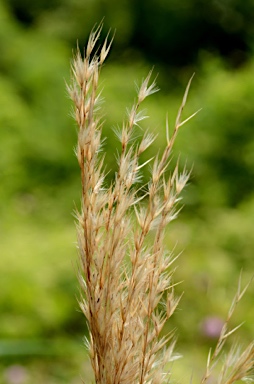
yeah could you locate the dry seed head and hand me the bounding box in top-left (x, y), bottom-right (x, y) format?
top-left (100, 30), bottom-right (115, 64)
top-left (128, 108), bottom-right (149, 127)
top-left (67, 24), bottom-right (222, 384)
top-left (175, 167), bottom-right (191, 194)
top-left (86, 22), bottom-right (103, 58)
top-left (138, 130), bottom-right (157, 154)
top-left (72, 51), bottom-right (85, 87)
top-left (137, 70), bottom-right (159, 103)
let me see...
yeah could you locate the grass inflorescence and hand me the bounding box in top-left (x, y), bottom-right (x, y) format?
top-left (68, 23), bottom-right (254, 384)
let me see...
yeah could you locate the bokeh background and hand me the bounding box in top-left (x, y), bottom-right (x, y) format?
top-left (1, 0), bottom-right (254, 382)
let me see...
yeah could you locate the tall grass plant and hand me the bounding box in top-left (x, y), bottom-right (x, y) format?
top-left (68, 24), bottom-right (254, 383)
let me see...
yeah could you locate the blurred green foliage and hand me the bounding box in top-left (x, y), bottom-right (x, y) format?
top-left (1, 0), bottom-right (254, 382)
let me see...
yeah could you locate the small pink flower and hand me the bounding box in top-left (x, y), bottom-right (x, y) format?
top-left (4, 365), bottom-right (28, 384)
top-left (200, 316), bottom-right (224, 338)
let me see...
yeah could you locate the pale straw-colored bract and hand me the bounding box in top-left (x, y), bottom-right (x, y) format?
top-left (68, 23), bottom-right (254, 384)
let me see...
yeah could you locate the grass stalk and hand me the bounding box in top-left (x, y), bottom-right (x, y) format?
top-left (68, 23), bottom-right (254, 384)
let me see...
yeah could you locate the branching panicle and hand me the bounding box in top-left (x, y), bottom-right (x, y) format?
top-left (69, 24), bottom-right (253, 384)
